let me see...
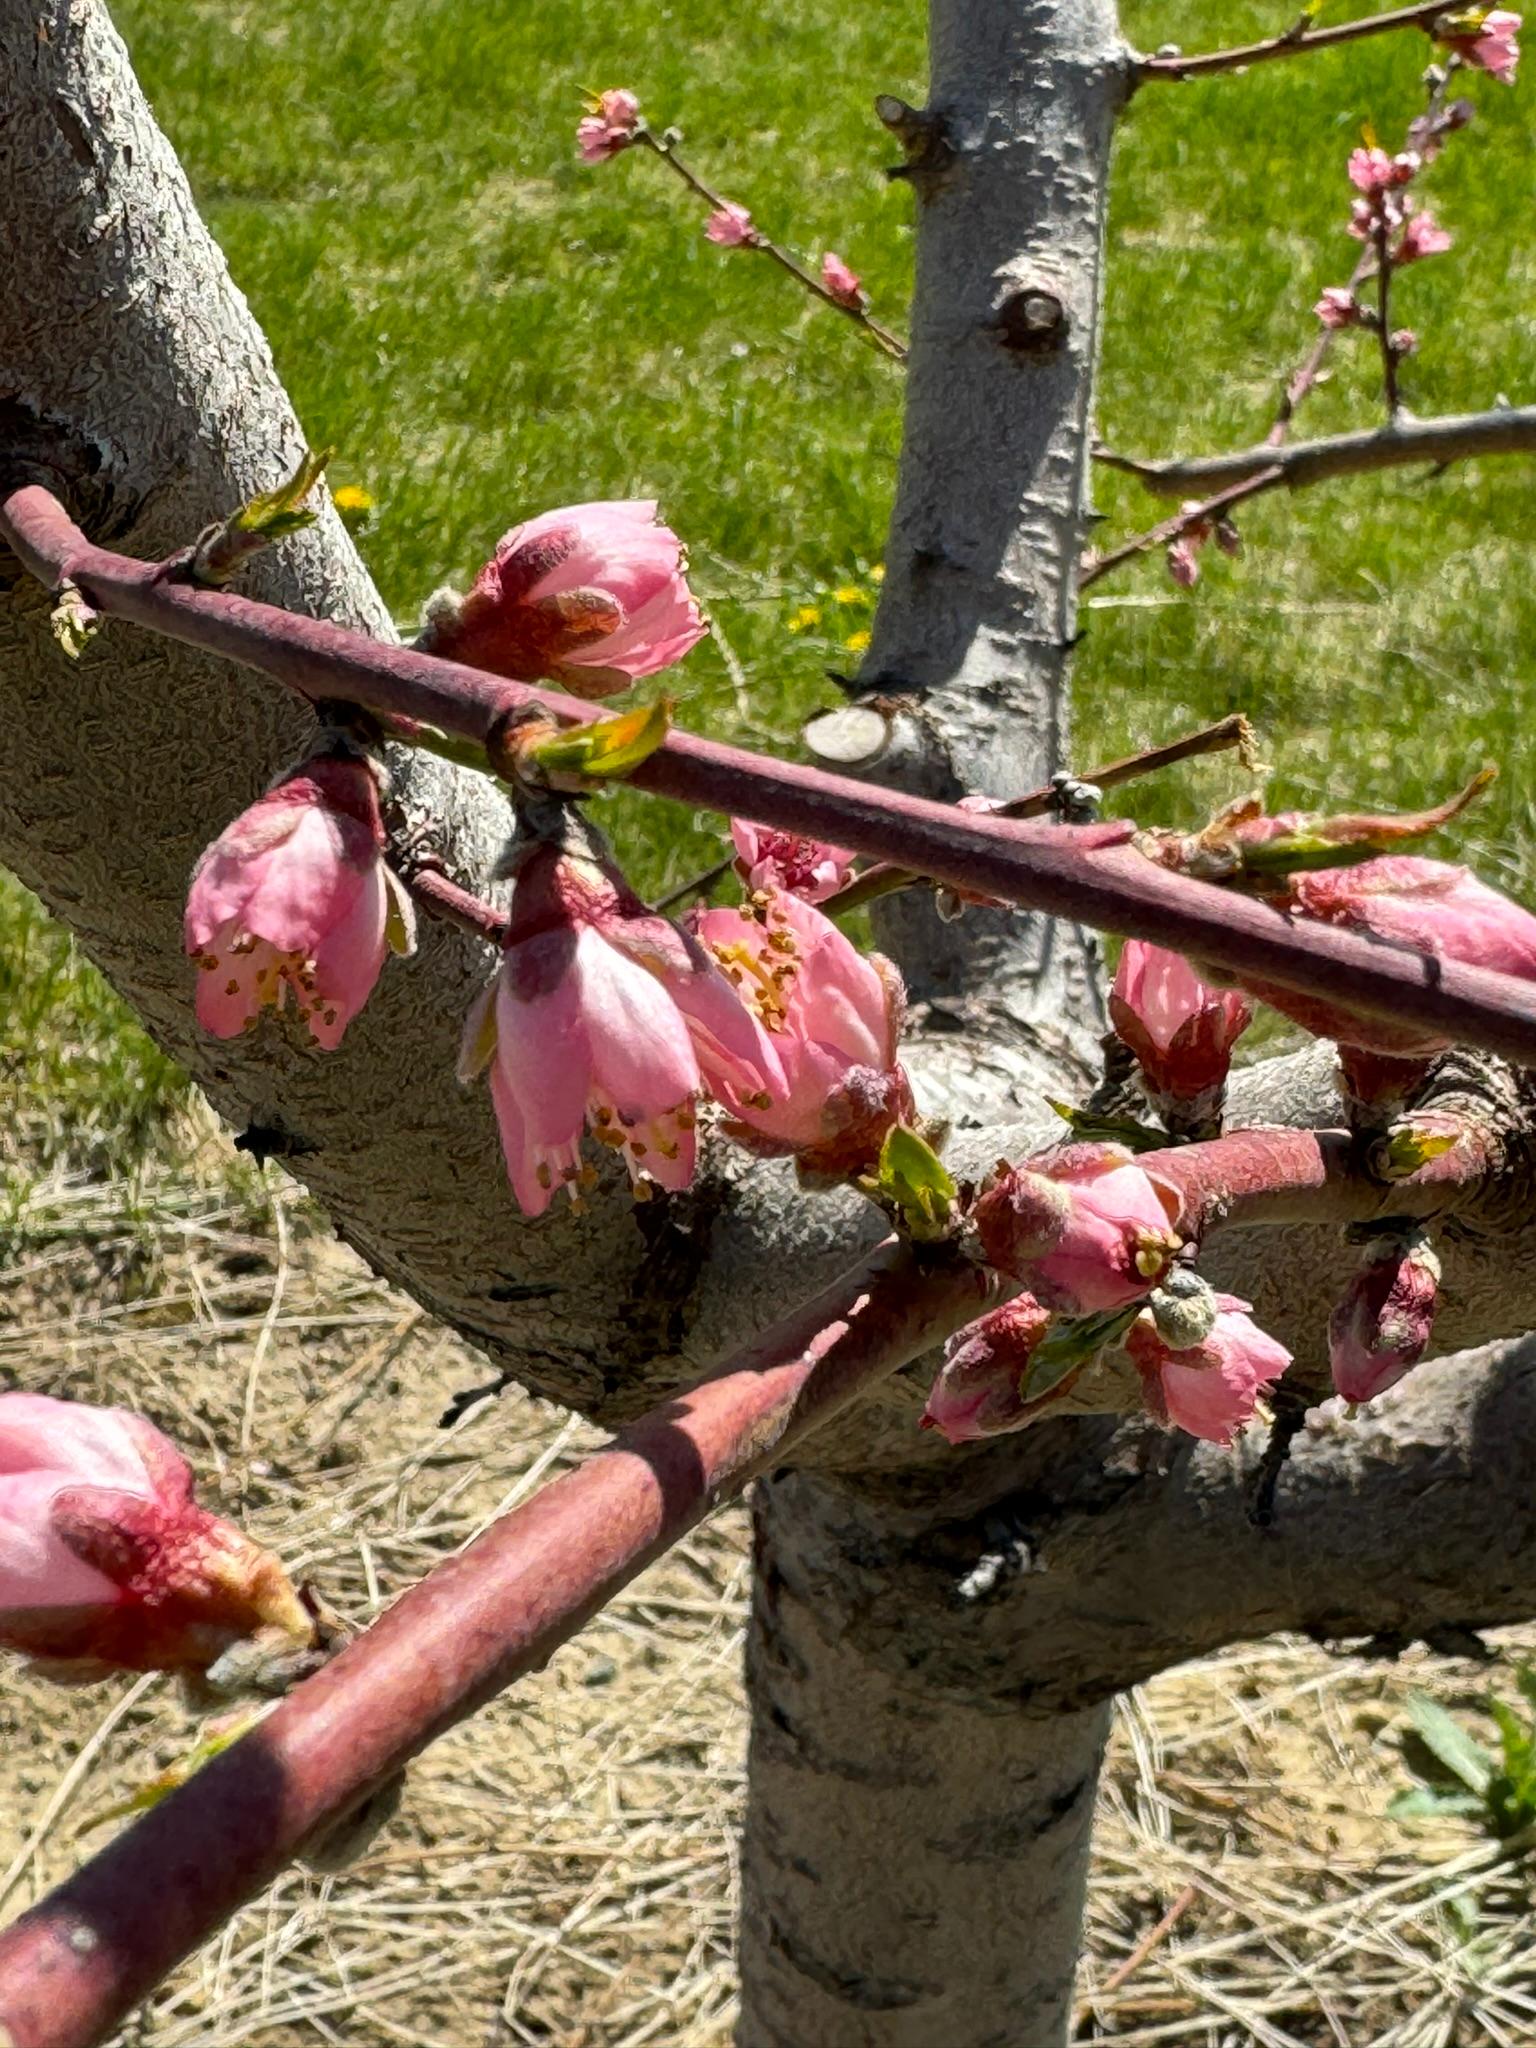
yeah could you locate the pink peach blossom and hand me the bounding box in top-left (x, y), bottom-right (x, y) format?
top-left (693, 889), bottom-right (912, 1176)
top-left (1390, 327), bottom-right (1418, 356)
top-left (730, 819), bottom-right (855, 903)
top-left (1166, 535), bottom-right (1201, 588)
top-left (973, 1145), bottom-right (1183, 1315)
top-left (1110, 942), bottom-right (1252, 1105)
top-left (1314, 285), bottom-right (1364, 328)
top-left (1396, 209), bottom-right (1453, 262)
top-left (820, 251), bottom-right (865, 308)
top-left (1234, 855), bottom-right (1536, 1055)
top-left (1127, 1294), bottom-right (1291, 1446)
top-left (1348, 146), bottom-right (1417, 196)
top-left (705, 203), bottom-right (758, 247)
top-left (185, 749), bottom-right (415, 1050)
top-left (461, 837), bottom-right (779, 1216)
top-left (1440, 8), bottom-right (1520, 80)
top-left (920, 1296), bottom-right (1056, 1444)
top-left (577, 88), bottom-right (642, 162)
top-left (0, 1393), bottom-right (311, 1680)
top-left (421, 500), bottom-right (706, 697)
top-left (1329, 1235), bottom-right (1441, 1403)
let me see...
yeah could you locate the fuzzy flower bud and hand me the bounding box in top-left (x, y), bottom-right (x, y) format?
top-left (1110, 941), bottom-right (1251, 1115)
top-left (0, 1393), bottom-right (312, 1683)
top-left (693, 890), bottom-right (912, 1179)
top-left (820, 251), bottom-right (865, 308)
top-left (185, 745), bottom-right (415, 1049)
top-left (705, 203), bottom-right (759, 247)
top-left (919, 1296), bottom-right (1056, 1444)
top-left (1127, 1295), bottom-right (1291, 1446)
top-left (1329, 1233), bottom-right (1442, 1403)
top-left (577, 89), bottom-right (642, 162)
top-left (420, 500), bottom-right (706, 697)
top-left (729, 819), bottom-right (854, 903)
top-left (973, 1145), bottom-right (1183, 1315)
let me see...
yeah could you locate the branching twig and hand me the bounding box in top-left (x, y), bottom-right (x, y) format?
top-left (632, 130), bottom-right (909, 361)
top-left (5, 485), bottom-right (1536, 1063)
top-left (1137, 2), bottom-right (1452, 84)
top-left (1090, 403), bottom-right (1536, 495)
top-left (1079, 468), bottom-right (1285, 589)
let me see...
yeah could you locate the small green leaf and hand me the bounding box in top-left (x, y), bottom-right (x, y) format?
top-left (868, 1124), bottom-right (958, 1241)
top-left (1375, 1125), bottom-right (1459, 1179)
top-left (1019, 1304), bottom-right (1140, 1403)
top-left (230, 444), bottom-right (334, 540)
top-left (1405, 1693), bottom-right (1495, 1794)
top-left (49, 580), bottom-right (101, 659)
top-left (76, 1712), bottom-right (261, 1836)
top-left (527, 698), bottom-right (674, 784)
top-left (1046, 1099), bottom-right (1168, 1154)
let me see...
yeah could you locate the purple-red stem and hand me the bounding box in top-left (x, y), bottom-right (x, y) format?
top-left (0, 1241), bottom-right (994, 2048)
top-left (6, 485), bottom-right (1536, 1064)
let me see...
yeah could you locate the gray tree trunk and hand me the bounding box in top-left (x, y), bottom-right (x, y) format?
top-left (4, 4), bottom-right (1536, 2046)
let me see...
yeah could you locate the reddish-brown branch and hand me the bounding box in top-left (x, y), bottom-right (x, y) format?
top-left (1136, 2), bottom-right (1448, 83)
top-left (1079, 467), bottom-right (1284, 587)
top-left (397, 862), bottom-right (510, 944)
top-left (5, 485), bottom-right (1536, 1064)
top-left (0, 1241), bottom-right (994, 2048)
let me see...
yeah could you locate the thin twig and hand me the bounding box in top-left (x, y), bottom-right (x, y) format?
top-left (1088, 404), bottom-right (1536, 496)
top-left (1375, 218), bottom-right (1402, 417)
top-left (633, 131), bottom-right (909, 361)
top-left (1137, 2), bottom-right (1450, 83)
top-left (1096, 1882), bottom-right (1201, 2000)
top-left (819, 715), bottom-right (1257, 915)
top-left (1080, 469), bottom-right (1285, 589)
top-left (652, 856), bottom-right (733, 913)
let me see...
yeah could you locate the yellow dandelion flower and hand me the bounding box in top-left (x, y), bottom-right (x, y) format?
top-left (869, 562), bottom-right (886, 584)
top-left (788, 605), bottom-right (822, 632)
top-left (833, 584), bottom-right (865, 606)
top-left (332, 485), bottom-right (374, 512)
top-left (844, 628), bottom-right (872, 653)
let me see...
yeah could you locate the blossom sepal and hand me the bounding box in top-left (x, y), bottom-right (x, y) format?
top-left (859, 1124), bottom-right (959, 1242)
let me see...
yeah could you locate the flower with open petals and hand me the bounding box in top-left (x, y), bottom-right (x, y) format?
top-left (185, 748), bottom-right (415, 1050)
top-left (1438, 8), bottom-right (1520, 80)
top-left (1127, 1294), bottom-right (1290, 1445)
top-left (730, 820), bottom-right (854, 903)
top-left (1110, 942), bottom-right (1252, 1115)
top-left (577, 88), bottom-right (642, 162)
top-left (693, 890), bottom-right (911, 1178)
top-left (1329, 1233), bottom-right (1441, 1403)
top-left (1233, 855), bottom-right (1536, 1055)
top-left (920, 1297), bottom-right (1056, 1444)
top-left (705, 203), bottom-right (759, 247)
top-left (0, 1393), bottom-right (312, 1682)
top-left (973, 1145), bottom-right (1183, 1314)
top-left (820, 251), bottom-right (865, 309)
top-left (1348, 146), bottom-right (1417, 196)
top-left (1397, 208), bottom-right (1454, 262)
top-left (461, 834), bottom-right (778, 1216)
top-left (420, 501), bottom-right (706, 697)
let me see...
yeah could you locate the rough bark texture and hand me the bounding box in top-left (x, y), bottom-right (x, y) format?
top-left (6, 6), bottom-right (1536, 2048)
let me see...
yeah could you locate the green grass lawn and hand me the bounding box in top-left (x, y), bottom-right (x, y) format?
top-left (5, 0), bottom-right (1534, 1174)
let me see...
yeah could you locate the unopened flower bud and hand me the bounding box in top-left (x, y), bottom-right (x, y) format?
top-left (1329, 1232), bottom-right (1441, 1403)
top-left (920, 1296), bottom-right (1055, 1443)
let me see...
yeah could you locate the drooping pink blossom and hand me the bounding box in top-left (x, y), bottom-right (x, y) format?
top-left (1109, 942), bottom-right (1252, 1108)
top-left (1396, 208), bottom-right (1454, 263)
top-left (820, 251), bottom-right (865, 309)
top-left (0, 1393), bottom-right (312, 1681)
top-left (705, 203), bottom-right (759, 248)
top-left (1314, 285), bottom-right (1364, 329)
top-left (692, 889), bottom-right (912, 1177)
top-left (1167, 535), bottom-right (1201, 588)
top-left (577, 89), bottom-right (642, 162)
top-left (1348, 146), bottom-right (1417, 196)
top-left (1439, 8), bottom-right (1521, 81)
top-left (1233, 855), bottom-right (1536, 1055)
top-left (730, 819), bottom-right (855, 904)
top-left (920, 1296), bottom-right (1056, 1444)
top-left (973, 1145), bottom-right (1183, 1315)
top-left (461, 837), bottom-right (780, 1217)
top-left (1329, 1235), bottom-right (1441, 1403)
top-left (1126, 1294), bottom-right (1291, 1446)
top-left (420, 501), bottom-right (706, 697)
top-left (185, 749), bottom-right (415, 1050)
top-left (1390, 327), bottom-right (1419, 356)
